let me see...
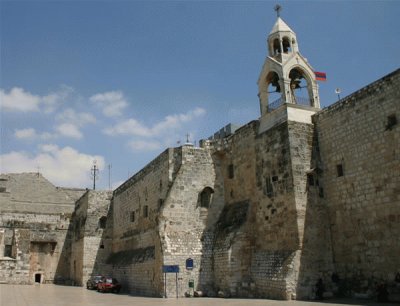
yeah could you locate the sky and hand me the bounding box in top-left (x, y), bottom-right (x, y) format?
top-left (1, 0), bottom-right (399, 190)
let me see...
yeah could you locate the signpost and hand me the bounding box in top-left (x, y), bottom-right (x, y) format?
top-left (163, 265), bottom-right (179, 298)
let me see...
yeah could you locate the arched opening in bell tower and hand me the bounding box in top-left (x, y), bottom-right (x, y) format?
top-left (282, 36), bottom-right (291, 53)
top-left (288, 68), bottom-right (313, 106)
top-left (272, 38), bottom-right (281, 55)
top-left (266, 71), bottom-right (281, 110)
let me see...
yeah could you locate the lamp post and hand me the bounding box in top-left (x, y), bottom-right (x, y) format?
top-left (335, 88), bottom-right (341, 101)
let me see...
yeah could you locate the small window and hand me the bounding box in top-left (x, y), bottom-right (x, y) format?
top-left (336, 164), bottom-right (344, 177)
top-left (99, 216), bottom-right (107, 229)
top-left (228, 164), bottom-right (234, 179)
top-left (200, 187), bottom-right (214, 208)
top-left (130, 211), bottom-right (135, 222)
top-left (143, 205), bottom-right (148, 218)
top-left (4, 245), bottom-right (12, 257)
top-left (307, 174), bottom-right (315, 186)
top-left (265, 177), bottom-right (273, 196)
top-left (386, 114), bottom-right (397, 130)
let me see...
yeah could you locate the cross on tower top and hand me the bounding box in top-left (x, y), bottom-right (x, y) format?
top-left (274, 4), bottom-right (282, 17)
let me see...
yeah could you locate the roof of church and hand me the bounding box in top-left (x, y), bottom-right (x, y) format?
top-left (0, 173), bottom-right (86, 212)
top-left (269, 17), bottom-right (295, 36)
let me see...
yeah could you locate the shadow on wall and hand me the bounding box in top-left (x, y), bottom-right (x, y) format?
top-left (296, 125), bottom-right (334, 300)
top-left (54, 190), bottom-right (114, 287)
top-left (86, 197), bottom-right (114, 286)
top-left (54, 209), bottom-right (75, 285)
top-left (196, 151), bottom-right (252, 298)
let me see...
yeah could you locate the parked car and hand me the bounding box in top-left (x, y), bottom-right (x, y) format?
top-left (97, 277), bottom-right (121, 293)
top-left (86, 275), bottom-right (103, 290)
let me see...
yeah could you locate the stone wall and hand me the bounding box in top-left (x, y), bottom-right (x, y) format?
top-left (70, 190), bottom-right (112, 286)
top-left (207, 105), bottom-right (333, 300)
top-left (314, 69), bottom-right (400, 291)
top-left (160, 145), bottom-right (225, 297)
top-left (0, 173), bottom-right (84, 284)
top-left (110, 148), bottom-right (174, 295)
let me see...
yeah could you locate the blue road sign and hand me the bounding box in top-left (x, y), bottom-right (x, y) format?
top-left (163, 265), bottom-right (179, 273)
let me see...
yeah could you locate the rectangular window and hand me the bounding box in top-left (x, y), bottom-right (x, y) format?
top-left (386, 114), bottom-right (397, 130)
top-left (130, 211), bottom-right (135, 222)
top-left (265, 177), bottom-right (273, 196)
top-left (307, 174), bottom-right (315, 186)
top-left (336, 164), bottom-right (344, 177)
top-left (143, 205), bottom-right (149, 218)
top-left (228, 164), bottom-right (234, 179)
top-left (4, 245), bottom-right (12, 257)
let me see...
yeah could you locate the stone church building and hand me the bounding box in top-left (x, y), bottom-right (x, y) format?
top-left (1, 17), bottom-right (399, 301)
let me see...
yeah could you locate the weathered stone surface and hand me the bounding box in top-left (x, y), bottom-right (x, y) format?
top-left (1, 15), bottom-right (399, 303)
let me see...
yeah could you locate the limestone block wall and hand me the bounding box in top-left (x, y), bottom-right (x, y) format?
top-left (160, 145), bottom-right (225, 297)
top-left (209, 109), bottom-right (333, 300)
top-left (287, 121), bottom-right (333, 299)
top-left (111, 148), bottom-right (175, 295)
top-left (0, 173), bottom-right (82, 284)
top-left (70, 190), bottom-right (112, 286)
top-left (314, 69), bottom-right (400, 288)
top-left (0, 213), bottom-right (72, 284)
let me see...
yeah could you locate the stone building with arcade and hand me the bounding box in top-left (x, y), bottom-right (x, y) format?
top-left (1, 16), bottom-right (399, 301)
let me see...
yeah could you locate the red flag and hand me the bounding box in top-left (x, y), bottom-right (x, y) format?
top-left (315, 71), bottom-right (327, 81)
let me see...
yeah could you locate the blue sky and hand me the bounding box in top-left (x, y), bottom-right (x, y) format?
top-left (1, 0), bottom-right (399, 189)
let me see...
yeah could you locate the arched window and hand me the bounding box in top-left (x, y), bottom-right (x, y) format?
top-left (266, 71), bottom-right (281, 111)
top-left (282, 37), bottom-right (291, 53)
top-left (199, 187), bottom-right (214, 208)
top-left (99, 216), bottom-right (107, 229)
top-left (289, 68), bottom-right (312, 106)
top-left (273, 38), bottom-right (281, 55)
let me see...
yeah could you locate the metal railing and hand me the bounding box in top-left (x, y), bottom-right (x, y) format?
top-left (267, 96), bottom-right (311, 112)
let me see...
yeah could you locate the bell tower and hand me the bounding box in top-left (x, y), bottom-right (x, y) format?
top-left (258, 7), bottom-right (321, 117)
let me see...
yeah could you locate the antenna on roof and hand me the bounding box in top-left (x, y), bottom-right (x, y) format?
top-left (91, 160), bottom-right (99, 190)
top-left (274, 4), bottom-right (282, 17)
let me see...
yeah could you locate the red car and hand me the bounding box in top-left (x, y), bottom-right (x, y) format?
top-left (97, 277), bottom-right (121, 293)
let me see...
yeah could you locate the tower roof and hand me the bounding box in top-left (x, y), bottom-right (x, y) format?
top-left (269, 17), bottom-right (295, 36)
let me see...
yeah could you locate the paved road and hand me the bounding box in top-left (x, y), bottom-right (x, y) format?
top-left (0, 284), bottom-right (397, 306)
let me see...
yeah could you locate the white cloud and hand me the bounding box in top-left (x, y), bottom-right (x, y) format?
top-left (103, 118), bottom-right (152, 137)
top-left (0, 86), bottom-right (72, 113)
top-left (0, 87), bottom-right (40, 112)
top-left (14, 128), bottom-right (56, 141)
top-left (15, 128), bottom-right (37, 139)
top-left (53, 109), bottom-right (96, 140)
top-left (90, 91), bottom-right (128, 117)
top-left (56, 108), bottom-right (96, 126)
top-left (0, 145), bottom-right (104, 187)
top-left (56, 123), bottom-right (83, 139)
top-left (128, 140), bottom-right (161, 152)
top-left (103, 107), bottom-right (206, 137)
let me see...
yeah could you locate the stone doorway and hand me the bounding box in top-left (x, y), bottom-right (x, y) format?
top-left (35, 273), bottom-right (41, 283)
